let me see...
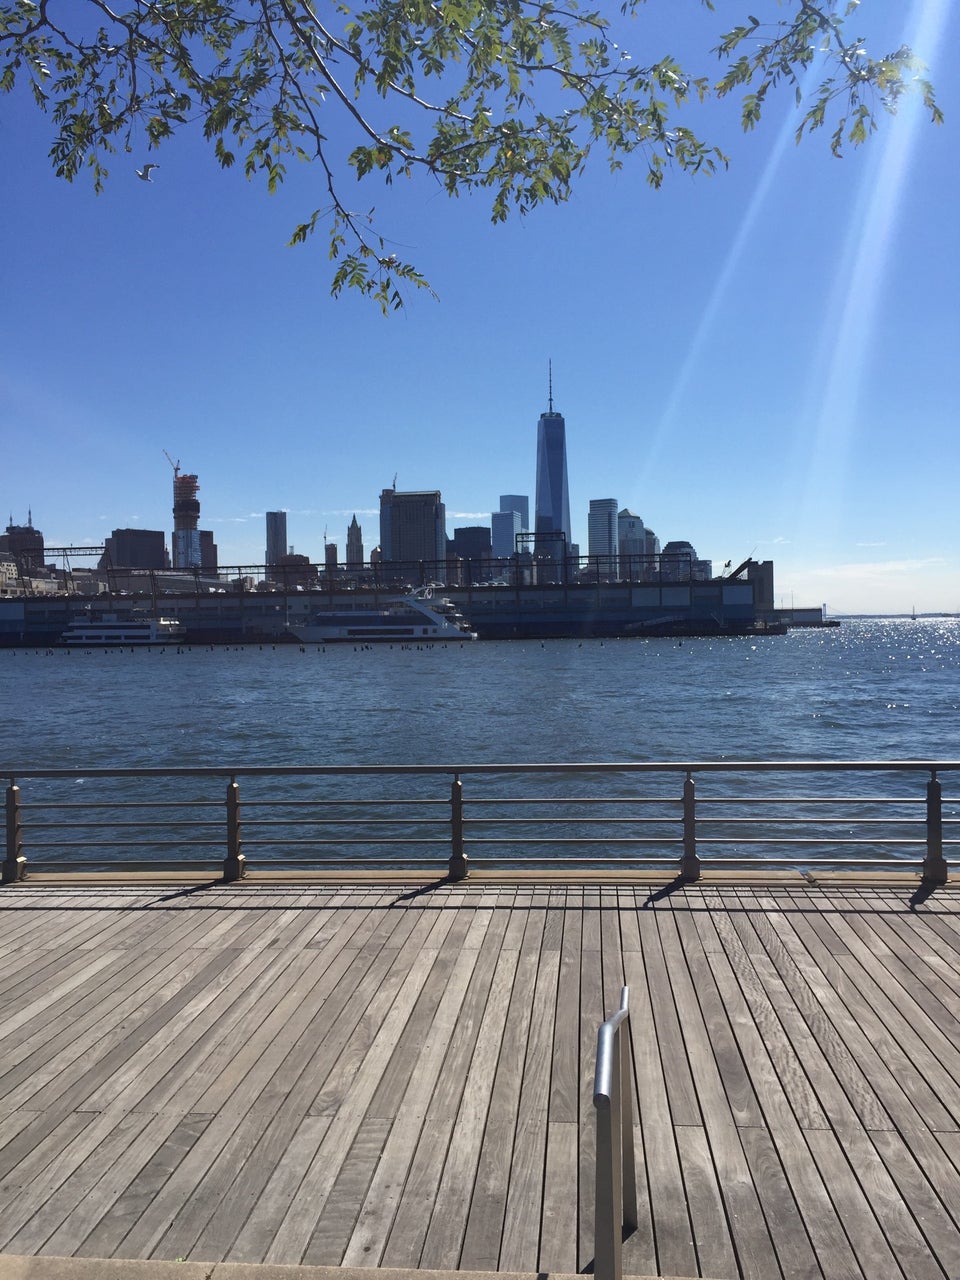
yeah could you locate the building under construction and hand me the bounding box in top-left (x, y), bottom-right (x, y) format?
top-left (165, 456), bottom-right (217, 571)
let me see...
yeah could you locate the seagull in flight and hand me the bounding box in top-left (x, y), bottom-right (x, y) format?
top-left (136, 164), bottom-right (159, 182)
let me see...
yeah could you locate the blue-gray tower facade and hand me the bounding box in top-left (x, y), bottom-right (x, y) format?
top-left (534, 366), bottom-right (571, 547)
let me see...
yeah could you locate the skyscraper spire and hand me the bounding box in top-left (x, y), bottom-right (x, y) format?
top-left (548, 359), bottom-right (554, 413)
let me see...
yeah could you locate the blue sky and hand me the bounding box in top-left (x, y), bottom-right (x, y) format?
top-left (1, 0), bottom-right (957, 614)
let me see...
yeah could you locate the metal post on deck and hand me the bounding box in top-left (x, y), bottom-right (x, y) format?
top-left (594, 987), bottom-right (637, 1280)
top-left (680, 771), bottom-right (700, 881)
top-left (3, 781), bottom-right (26, 884)
top-left (223, 779), bottom-right (246, 882)
top-left (923, 772), bottom-right (947, 885)
top-left (448, 774), bottom-right (468, 881)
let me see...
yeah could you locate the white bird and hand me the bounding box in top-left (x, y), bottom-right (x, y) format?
top-left (136, 164), bottom-right (159, 182)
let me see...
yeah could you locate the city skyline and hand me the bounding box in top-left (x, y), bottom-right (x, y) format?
top-left (1, 2), bottom-right (956, 614)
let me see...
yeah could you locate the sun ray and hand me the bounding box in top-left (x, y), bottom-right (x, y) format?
top-left (796, 0), bottom-right (950, 541)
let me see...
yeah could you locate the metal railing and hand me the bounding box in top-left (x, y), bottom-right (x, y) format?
top-left (593, 986), bottom-right (637, 1280)
top-left (2, 761), bottom-right (958, 883)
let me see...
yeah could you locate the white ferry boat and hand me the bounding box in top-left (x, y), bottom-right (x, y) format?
top-left (61, 615), bottom-right (186, 646)
top-left (288, 590), bottom-right (477, 643)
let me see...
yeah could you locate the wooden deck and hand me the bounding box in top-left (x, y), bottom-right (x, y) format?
top-left (2, 875), bottom-right (960, 1279)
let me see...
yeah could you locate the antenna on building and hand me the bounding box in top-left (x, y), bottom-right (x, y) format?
top-left (392, 472), bottom-right (398, 489)
top-left (548, 359), bottom-right (553, 413)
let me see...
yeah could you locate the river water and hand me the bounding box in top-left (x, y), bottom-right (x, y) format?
top-left (3, 618), bottom-right (959, 768)
top-left (3, 619), bottom-right (959, 870)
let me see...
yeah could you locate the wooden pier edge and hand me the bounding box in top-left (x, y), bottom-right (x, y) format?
top-left (0, 1261), bottom-right (719, 1280)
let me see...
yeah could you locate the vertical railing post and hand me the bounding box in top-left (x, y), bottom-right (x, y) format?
top-left (923, 771), bottom-right (947, 885)
top-left (3, 781), bottom-right (26, 884)
top-left (680, 771), bottom-right (700, 881)
top-left (448, 774), bottom-right (467, 881)
top-left (594, 988), bottom-right (635, 1280)
top-left (619, 1008), bottom-right (638, 1235)
top-left (223, 778), bottom-right (246, 882)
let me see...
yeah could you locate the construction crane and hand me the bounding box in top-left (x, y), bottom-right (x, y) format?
top-left (163, 449), bottom-right (181, 479)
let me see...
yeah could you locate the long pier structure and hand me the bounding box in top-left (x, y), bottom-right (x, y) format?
top-left (2, 870), bottom-right (960, 1279)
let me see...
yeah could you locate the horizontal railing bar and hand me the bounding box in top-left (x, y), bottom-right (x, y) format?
top-left (5, 760), bottom-right (959, 780)
top-left (242, 799), bottom-right (449, 809)
top-left (461, 819), bottom-right (679, 827)
top-left (698, 796), bottom-right (925, 805)
top-left (694, 818), bottom-right (923, 827)
top-left (20, 815), bottom-right (932, 830)
top-left (239, 839), bottom-right (451, 847)
top-left (24, 841), bottom-right (227, 850)
top-left (241, 820), bottom-right (449, 829)
top-left (465, 797), bottom-right (681, 806)
top-left (21, 801), bottom-right (223, 811)
top-left (26, 821), bottom-right (224, 830)
top-left (696, 836), bottom-right (925, 845)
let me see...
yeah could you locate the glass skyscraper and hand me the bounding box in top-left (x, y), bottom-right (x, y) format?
top-left (534, 373), bottom-right (570, 549)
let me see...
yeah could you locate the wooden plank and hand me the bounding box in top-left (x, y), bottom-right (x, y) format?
top-left (548, 898), bottom-right (581, 1124)
top-left (497, 944), bottom-right (560, 1270)
top-left (261, 942), bottom-right (444, 1265)
top-left (222, 1115), bottom-right (331, 1265)
top-left (341, 937), bottom-right (482, 1266)
top-left (652, 913), bottom-right (781, 1280)
top-left (635, 907), bottom-right (700, 1127)
top-left (0, 1110), bottom-right (154, 1253)
top-left (117, 933), bottom-right (418, 1261)
top-left (672, 1124), bottom-right (739, 1280)
top-left (418, 943), bottom-right (520, 1269)
top-left (457, 907), bottom-right (545, 1271)
top-left (302, 1117), bottom-right (393, 1265)
top-left (804, 1126), bottom-right (903, 1280)
top-left (841, 1127), bottom-right (946, 1280)
top-left (539, 1120), bottom-right (578, 1274)
top-left (577, 893), bottom-right (603, 1274)
top-left (666, 912), bottom-right (765, 1130)
top-left (363, 906), bottom-right (463, 1120)
top-left (379, 908), bottom-right (506, 1269)
top-left (620, 944), bottom-right (690, 1279)
top-left (81, 946), bottom-right (286, 1115)
top-left (745, 908), bottom-right (896, 1132)
top-left (162, 916), bottom-right (437, 1260)
top-left (50, 1115), bottom-right (212, 1260)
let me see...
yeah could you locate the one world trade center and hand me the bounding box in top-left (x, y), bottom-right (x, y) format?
top-left (534, 364), bottom-right (571, 556)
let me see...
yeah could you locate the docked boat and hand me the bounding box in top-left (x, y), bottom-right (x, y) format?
top-left (287, 589), bottom-right (477, 643)
top-left (61, 615), bottom-right (186, 646)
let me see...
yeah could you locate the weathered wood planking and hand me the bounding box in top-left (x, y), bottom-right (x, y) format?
top-left (0, 879), bottom-right (959, 1278)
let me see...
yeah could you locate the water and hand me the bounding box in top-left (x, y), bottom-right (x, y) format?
top-left (3, 619), bottom-right (959, 869)
top-left (3, 618), bottom-right (959, 768)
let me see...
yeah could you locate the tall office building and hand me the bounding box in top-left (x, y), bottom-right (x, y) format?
top-left (265, 511), bottom-right (287, 570)
top-left (618, 509), bottom-right (646, 580)
top-left (379, 488), bottom-right (446, 566)
top-left (587, 499), bottom-right (619, 579)
top-left (100, 528), bottom-right (168, 570)
top-left (199, 530), bottom-right (218, 572)
top-left (346, 514), bottom-right (364, 568)
top-left (498, 494), bottom-right (529, 531)
top-left (0, 512), bottom-right (45, 569)
top-left (491, 509), bottom-right (522, 558)
top-left (534, 368), bottom-right (571, 552)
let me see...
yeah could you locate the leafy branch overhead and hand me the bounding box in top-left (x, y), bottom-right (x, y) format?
top-left (0, 1), bottom-right (942, 310)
